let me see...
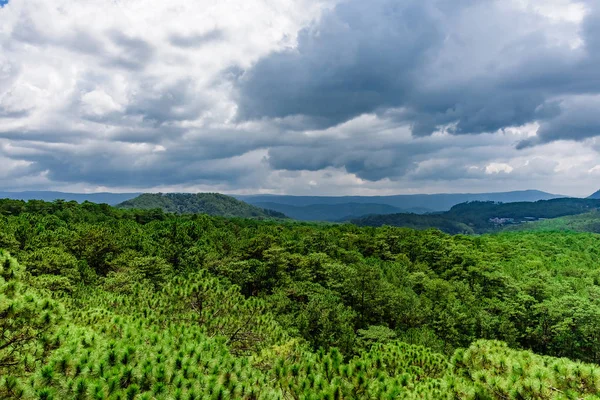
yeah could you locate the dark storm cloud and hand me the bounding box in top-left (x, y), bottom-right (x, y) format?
top-left (0, 126), bottom-right (272, 188)
top-left (266, 142), bottom-right (419, 181)
top-left (107, 31), bottom-right (155, 70)
top-left (71, 75), bottom-right (207, 133)
top-left (236, 0), bottom-right (600, 146)
top-left (236, 0), bottom-right (443, 127)
top-left (583, 3), bottom-right (600, 54)
top-left (108, 127), bottom-right (186, 144)
top-left (0, 137), bottom-right (261, 188)
top-left (123, 79), bottom-right (207, 126)
top-left (267, 144), bottom-right (446, 182)
top-left (169, 29), bottom-right (225, 48)
top-left (5, 0), bottom-right (600, 193)
top-left (0, 129), bottom-right (89, 144)
top-left (517, 97), bottom-right (600, 149)
top-left (263, 125), bottom-right (496, 181)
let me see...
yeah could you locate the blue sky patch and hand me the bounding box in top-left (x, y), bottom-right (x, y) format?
top-left (0, 0), bottom-right (9, 7)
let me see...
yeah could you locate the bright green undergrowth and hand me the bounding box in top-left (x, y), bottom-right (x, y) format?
top-left (1, 199), bottom-right (600, 399)
top-left (508, 210), bottom-right (600, 234)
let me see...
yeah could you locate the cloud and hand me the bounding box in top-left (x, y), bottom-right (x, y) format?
top-left (263, 115), bottom-right (522, 182)
top-left (107, 31), bottom-right (155, 71)
top-left (236, 0), bottom-right (600, 143)
top-left (0, 0), bottom-right (600, 196)
top-left (518, 95), bottom-right (600, 148)
top-left (169, 29), bottom-right (225, 48)
top-left (236, 0), bottom-right (443, 127)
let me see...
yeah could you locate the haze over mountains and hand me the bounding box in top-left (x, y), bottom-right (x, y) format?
top-left (0, 189), bottom-right (568, 222)
top-left (0, 191), bottom-right (140, 205)
top-left (236, 190), bottom-right (564, 221)
top-left (236, 190), bottom-right (562, 210)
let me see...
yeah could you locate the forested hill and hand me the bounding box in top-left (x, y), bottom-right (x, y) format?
top-left (351, 197), bottom-right (600, 233)
top-left (2, 199), bottom-right (600, 399)
top-left (507, 210), bottom-right (600, 233)
top-left (116, 192), bottom-right (287, 218)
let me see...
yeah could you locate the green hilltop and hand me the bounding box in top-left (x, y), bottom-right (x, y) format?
top-left (351, 197), bottom-right (600, 234)
top-left (117, 192), bottom-right (287, 219)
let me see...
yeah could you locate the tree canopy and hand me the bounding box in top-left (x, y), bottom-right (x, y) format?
top-left (1, 198), bottom-right (599, 399)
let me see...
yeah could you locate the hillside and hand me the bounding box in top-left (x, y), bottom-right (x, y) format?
top-left (349, 212), bottom-right (475, 234)
top-left (1, 199), bottom-right (600, 399)
top-left (351, 198), bottom-right (600, 233)
top-left (116, 193), bottom-right (287, 218)
top-left (237, 189), bottom-right (563, 212)
top-left (507, 210), bottom-right (600, 233)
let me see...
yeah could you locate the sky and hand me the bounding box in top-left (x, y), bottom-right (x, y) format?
top-left (0, 0), bottom-right (600, 196)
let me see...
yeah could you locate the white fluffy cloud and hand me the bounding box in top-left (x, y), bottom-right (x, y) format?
top-left (0, 0), bottom-right (599, 196)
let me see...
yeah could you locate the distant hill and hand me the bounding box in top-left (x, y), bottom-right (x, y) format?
top-left (116, 193), bottom-right (287, 219)
top-left (251, 201), bottom-right (430, 221)
top-left (588, 189), bottom-right (600, 199)
top-left (236, 190), bottom-right (564, 213)
top-left (0, 191), bottom-right (139, 205)
top-left (350, 198), bottom-right (600, 234)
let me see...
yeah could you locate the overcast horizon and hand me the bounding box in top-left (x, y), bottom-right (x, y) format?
top-left (1, 0), bottom-right (600, 197)
top-left (0, 188), bottom-right (581, 199)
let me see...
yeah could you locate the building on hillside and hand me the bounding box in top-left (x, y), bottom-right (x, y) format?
top-left (489, 217), bottom-right (515, 225)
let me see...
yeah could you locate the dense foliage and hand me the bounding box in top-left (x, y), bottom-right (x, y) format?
top-left (349, 213), bottom-right (474, 234)
top-left (509, 210), bottom-right (600, 234)
top-left (117, 193), bottom-right (287, 219)
top-left (352, 198), bottom-right (600, 233)
top-left (1, 198), bottom-right (600, 399)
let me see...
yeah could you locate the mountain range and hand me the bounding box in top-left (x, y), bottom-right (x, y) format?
top-left (236, 190), bottom-right (564, 221)
top-left (249, 201), bottom-right (430, 221)
top-left (4, 189), bottom-right (600, 234)
top-left (0, 189), bottom-right (581, 222)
